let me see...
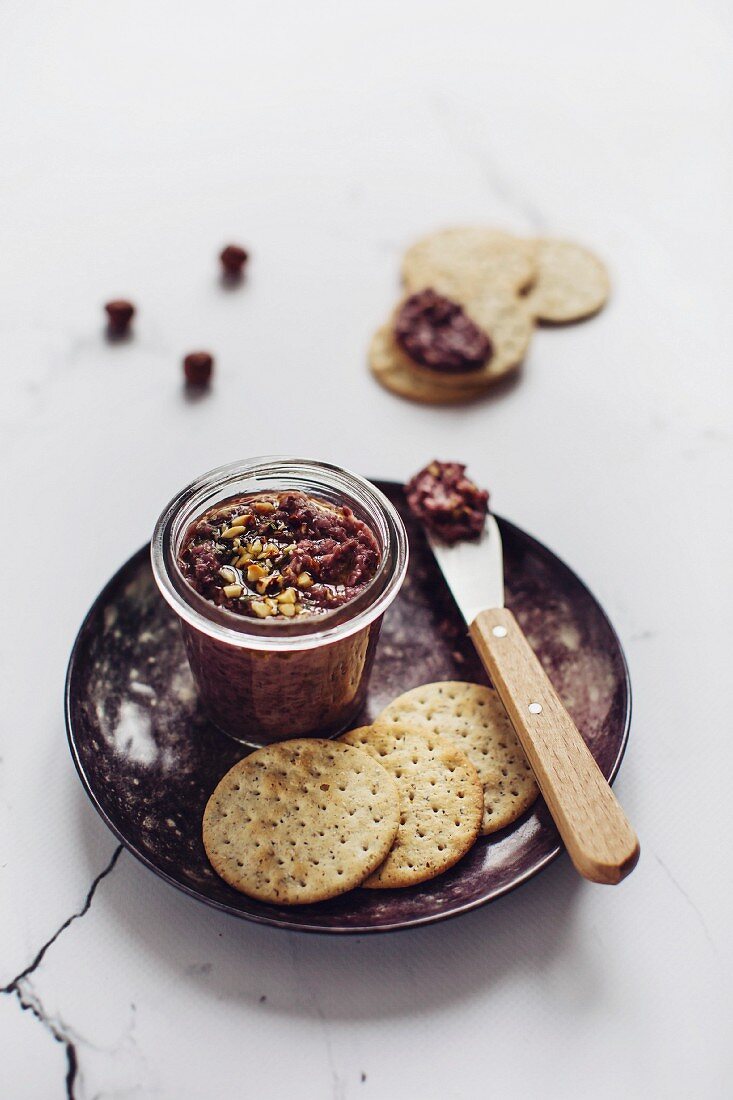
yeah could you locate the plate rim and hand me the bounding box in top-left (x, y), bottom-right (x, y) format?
top-left (65, 503), bottom-right (632, 935)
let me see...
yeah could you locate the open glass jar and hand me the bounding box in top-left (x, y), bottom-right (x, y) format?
top-left (151, 458), bottom-right (408, 746)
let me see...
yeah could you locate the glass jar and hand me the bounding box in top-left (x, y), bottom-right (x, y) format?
top-left (151, 458), bottom-right (408, 746)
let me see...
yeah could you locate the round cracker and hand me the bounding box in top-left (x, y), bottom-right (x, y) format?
top-left (369, 324), bottom-right (494, 405)
top-left (202, 739), bottom-right (400, 905)
top-left (378, 682), bottom-right (538, 835)
top-left (402, 227), bottom-right (538, 298)
top-left (524, 238), bottom-right (609, 324)
top-left (340, 724), bottom-right (483, 888)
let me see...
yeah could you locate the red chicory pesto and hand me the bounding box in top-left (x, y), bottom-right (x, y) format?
top-left (179, 491), bottom-right (381, 621)
top-left (405, 461), bottom-right (489, 543)
top-left (395, 290), bottom-right (492, 373)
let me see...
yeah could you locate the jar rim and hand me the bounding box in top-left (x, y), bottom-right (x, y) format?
top-left (150, 457), bottom-right (409, 652)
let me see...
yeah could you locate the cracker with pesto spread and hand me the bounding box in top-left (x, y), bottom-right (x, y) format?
top-left (369, 287), bottom-right (531, 404)
top-left (395, 288), bottom-right (534, 390)
top-left (370, 226), bottom-right (609, 403)
top-left (369, 323), bottom-right (495, 405)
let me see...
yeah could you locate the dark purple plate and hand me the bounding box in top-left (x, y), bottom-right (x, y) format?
top-left (66, 481), bottom-right (631, 934)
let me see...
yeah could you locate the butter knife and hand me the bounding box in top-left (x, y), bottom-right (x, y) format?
top-left (429, 514), bottom-right (639, 884)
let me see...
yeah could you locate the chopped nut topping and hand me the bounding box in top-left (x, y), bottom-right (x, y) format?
top-left (218, 566), bottom-right (238, 584)
top-left (222, 583), bottom-right (243, 598)
top-left (256, 575), bottom-right (282, 596)
top-left (246, 563), bottom-right (268, 582)
top-left (279, 603), bottom-right (296, 617)
top-left (277, 587), bottom-right (298, 604)
top-left (250, 600), bottom-right (274, 618)
top-left (297, 572), bottom-right (314, 589)
top-left (221, 525), bottom-right (246, 540)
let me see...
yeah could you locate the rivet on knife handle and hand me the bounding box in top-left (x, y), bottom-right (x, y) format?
top-left (470, 607), bottom-right (639, 885)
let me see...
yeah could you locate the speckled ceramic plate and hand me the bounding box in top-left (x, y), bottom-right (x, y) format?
top-left (66, 481), bottom-right (631, 934)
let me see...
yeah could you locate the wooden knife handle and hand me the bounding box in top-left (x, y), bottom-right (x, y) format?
top-left (470, 607), bottom-right (639, 884)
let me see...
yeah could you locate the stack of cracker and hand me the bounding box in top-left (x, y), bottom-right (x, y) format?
top-left (203, 681), bottom-right (539, 905)
top-left (370, 228), bottom-right (610, 404)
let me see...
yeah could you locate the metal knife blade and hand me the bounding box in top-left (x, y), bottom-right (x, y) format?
top-left (428, 513), bottom-right (504, 626)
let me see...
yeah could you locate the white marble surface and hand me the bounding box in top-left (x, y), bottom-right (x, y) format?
top-left (1, 2), bottom-right (732, 1097)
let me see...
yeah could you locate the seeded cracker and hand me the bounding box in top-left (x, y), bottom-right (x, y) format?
top-left (402, 227), bottom-right (538, 298)
top-left (378, 682), bottom-right (539, 835)
top-left (524, 239), bottom-right (610, 324)
top-left (340, 724), bottom-right (483, 888)
top-left (202, 739), bottom-right (400, 904)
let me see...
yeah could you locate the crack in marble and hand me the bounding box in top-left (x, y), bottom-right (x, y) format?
top-left (11, 976), bottom-right (80, 1099)
top-left (289, 937), bottom-right (346, 1100)
top-left (430, 96), bottom-right (547, 232)
top-left (655, 854), bottom-right (717, 954)
top-left (3, 846), bottom-right (124, 991)
top-left (1, 844), bottom-right (123, 1099)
